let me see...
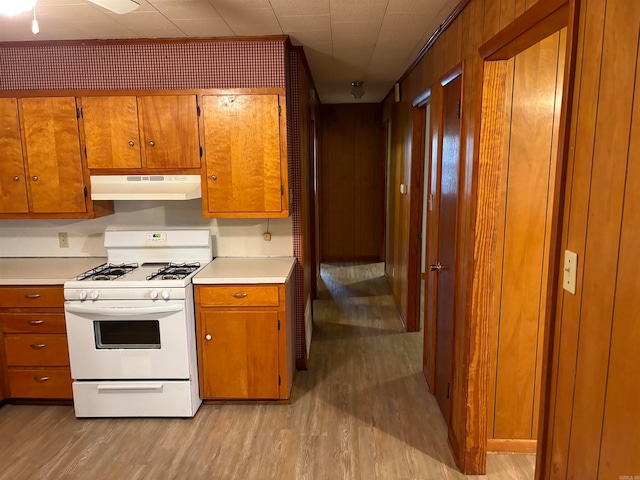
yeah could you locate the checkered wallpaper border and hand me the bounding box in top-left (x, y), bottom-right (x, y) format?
top-left (0, 41), bottom-right (286, 90)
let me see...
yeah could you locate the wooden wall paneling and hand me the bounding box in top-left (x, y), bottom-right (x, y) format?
top-left (533, 29), bottom-right (566, 440)
top-left (483, 0), bottom-right (501, 41)
top-left (563, 0), bottom-right (639, 476)
top-left (343, 107), bottom-right (357, 258)
top-left (597, 67), bottom-right (640, 473)
top-left (492, 33), bottom-right (561, 441)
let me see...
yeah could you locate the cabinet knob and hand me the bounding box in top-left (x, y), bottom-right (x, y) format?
top-left (231, 292), bottom-right (248, 298)
top-left (128, 141), bottom-right (135, 147)
top-left (34, 376), bottom-right (50, 382)
top-left (27, 320), bottom-right (44, 325)
top-left (148, 141), bottom-right (155, 147)
top-left (210, 175), bottom-right (217, 181)
top-left (32, 175), bottom-right (39, 182)
top-left (25, 294), bottom-right (41, 299)
top-left (205, 334), bottom-right (212, 341)
top-left (13, 175), bottom-right (19, 182)
top-left (30, 343), bottom-right (46, 350)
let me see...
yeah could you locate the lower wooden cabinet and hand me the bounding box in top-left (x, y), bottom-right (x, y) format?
top-left (0, 286), bottom-right (72, 400)
top-left (195, 280), bottom-right (294, 400)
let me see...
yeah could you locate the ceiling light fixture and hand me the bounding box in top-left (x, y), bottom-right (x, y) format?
top-left (351, 81), bottom-right (365, 100)
top-left (31, 6), bottom-right (39, 35)
top-left (0, 0), bottom-right (37, 17)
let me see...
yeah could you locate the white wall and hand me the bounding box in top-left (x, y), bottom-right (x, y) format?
top-left (0, 200), bottom-right (293, 258)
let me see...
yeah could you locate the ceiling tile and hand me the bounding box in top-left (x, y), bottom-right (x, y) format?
top-left (269, 0), bottom-right (330, 16)
top-left (386, 0), bottom-right (450, 14)
top-left (149, 0), bottom-right (222, 20)
top-left (277, 14), bottom-right (330, 33)
top-left (212, 6), bottom-right (278, 26)
top-left (330, 3), bottom-right (387, 23)
top-left (106, 11), bottom-right (186, 37)
top-left (230, 24), bottom-right (283, 36)
top-left (288, 29), bottom-right (332, 45)
top-left (172, 18), bottom-right (235, 37)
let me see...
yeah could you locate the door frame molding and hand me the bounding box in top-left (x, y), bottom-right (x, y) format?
top-left (463, 0), bottom-right (579, 474)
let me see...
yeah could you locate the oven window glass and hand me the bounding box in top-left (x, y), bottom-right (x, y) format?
top-left (94, 320), bottom-right (161, 349)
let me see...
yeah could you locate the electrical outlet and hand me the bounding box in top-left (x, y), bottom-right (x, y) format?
top-left (58, 232), bottom-right (69, 248)
top-left (263, 232), bottom-right (272, 242)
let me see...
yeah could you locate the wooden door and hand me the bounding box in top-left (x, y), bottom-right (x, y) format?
top-left (434, 75), bottom-right (462, 423)
top-left (139, 95), bottom-right (200, 169)
top-left (20, 97), bottom-right (87, 214)
top-left (0, 98), bottom-right (28, 213)
top-left (202, 94), bottom-right (283, 215)
top-left (199, 310), bottom-right (279, 399)
top-left (81, 96), bottom-right (142, 169)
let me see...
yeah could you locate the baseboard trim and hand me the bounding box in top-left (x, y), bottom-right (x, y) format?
top-left (487, 438), bottom-right (537, 454)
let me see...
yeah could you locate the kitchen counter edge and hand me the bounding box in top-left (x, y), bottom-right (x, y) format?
top-left (193, 257), bottom-right (296, 285)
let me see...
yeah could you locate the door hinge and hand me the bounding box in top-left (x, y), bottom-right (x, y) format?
top-left (456, 100), bottom-right (461, 119)
top-left (278, 105), bottom-right (282, 116)
top-left (84, 186), bottom-right (88, 197)
top-left (278, 375), bottom-right (281, 386)
top-left (281, 185), bottom-right (284, 196)
top-left (199, 146), bottom-right (203, 157)
top-left (447, 382), bottom-right (450, 399)
top-left (277, 319), bottom-right (281, 330)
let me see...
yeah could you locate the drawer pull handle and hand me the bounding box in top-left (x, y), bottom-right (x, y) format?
top-left (30, 343), bottom-right (46, 349)
top-left (34, 376), bottom-right (50, 382)
top-left (25, 294), bottom-right (41, 299)
top-left (231, 293), bottom-right (248, 298)
top-left (28, 320), bottom-right (45, 325)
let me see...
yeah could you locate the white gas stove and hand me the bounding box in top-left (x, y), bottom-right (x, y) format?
top-left (63, 227), bottom-right (213, 418)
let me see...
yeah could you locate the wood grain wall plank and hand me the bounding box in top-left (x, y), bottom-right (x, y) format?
top-left (319, 104), bottom-right (384, 262)
top-left (564, 0), bottom-right (640, 476)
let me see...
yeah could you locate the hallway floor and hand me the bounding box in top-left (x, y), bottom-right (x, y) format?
top-left (0, 262), bottom-right (534, 479)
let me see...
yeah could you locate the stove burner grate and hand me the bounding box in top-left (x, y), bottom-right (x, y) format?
top-left (76, 263), bottom-right (139, 281)
top-left (146, 262), bottom-right (200, 281)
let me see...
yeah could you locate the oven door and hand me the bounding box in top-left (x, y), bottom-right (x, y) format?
top-left (65, 300), bottom-right (191, 380)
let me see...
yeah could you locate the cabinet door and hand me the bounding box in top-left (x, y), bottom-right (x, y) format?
top-left (200, 310), bottom-right (279, 399)
top-left (203, 95), bottom-right (283, 215)
top-left (0, 98), bottom-right (28, 213)
top-left (81, 96), bottom-right (142, 169)
top-left (20, 97), bottom-right (87, 214)
top-left (139, 95), bottom-right (200, 169)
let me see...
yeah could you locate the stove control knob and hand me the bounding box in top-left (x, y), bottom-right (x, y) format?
top-left (91, 290), bottom-right (100, 300)
top-left (150, 290), bottom-right (159, 300)
top-left (161, 290), bottom-right (171, 300)
top-left (79, 290), bottom-right (87, 300)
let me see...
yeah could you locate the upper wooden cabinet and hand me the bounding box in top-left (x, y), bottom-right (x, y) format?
top-left (0, 97), bottom-right (113, 219)
top-left (80, 95), bottom-right (201, 171)
top-left (201, 94), bottom-right (289, 218)
top-left (0, 98), bottom-right (28, 213)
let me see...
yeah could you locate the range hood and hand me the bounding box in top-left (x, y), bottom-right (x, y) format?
top-left (90, 175), bottom-right (201, 201)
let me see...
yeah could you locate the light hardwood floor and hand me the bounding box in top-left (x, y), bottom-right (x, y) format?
top-left (0, 262), bottom-right (534, 479)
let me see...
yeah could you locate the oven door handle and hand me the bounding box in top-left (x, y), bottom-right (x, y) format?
top-left (64, 304), bottom-right (183, 316)
top-left (97, 384), bottom-right (164, 392)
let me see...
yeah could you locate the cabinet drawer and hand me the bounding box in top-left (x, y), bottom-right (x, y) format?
top-left (0, 286), bottom-right (64, 308)
top-left (7, 368), bottom-right (72, 399)
top-left (197, 285), bottom-right (280, 307)
top-left (4, 334), bottom-right (70, 366)
top-left (1, 314), bottom-right (66, 334)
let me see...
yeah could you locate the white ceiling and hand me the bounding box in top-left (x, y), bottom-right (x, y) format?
top-left (0, 0), bottom-right (459, 103)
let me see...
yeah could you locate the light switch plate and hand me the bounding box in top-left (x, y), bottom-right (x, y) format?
top-left (563, 250), bottom-right (578, 294)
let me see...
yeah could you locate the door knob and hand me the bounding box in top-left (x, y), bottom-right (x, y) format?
top-left (430, 262), bottom-right (444, 272)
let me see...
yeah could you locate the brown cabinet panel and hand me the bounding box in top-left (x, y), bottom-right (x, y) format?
top-left (197, 285), bottom-right (280, 307)
top-left (139, 95), bottom-right (200, 169)
top-left (0, 98), bottom-right (28, 213)
top-left (7, 368), bottom-right (72, 399)
top-left (4, 334), bottom-right (70, 366)
top-left (20, 97), bottom-right (87, 214)
top-left (202, 94), bottom-right (284, 215)
top-left (1, 314), bottom-right (66, 334)
top-left (81, 96), bottom-right (142, 169)
top-left (0, 286), bottom-right (65, 308)
top-left (199, 310), bottom-right (279, 399)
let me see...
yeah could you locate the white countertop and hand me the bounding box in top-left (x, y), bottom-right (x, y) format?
top-left (193, 257), bottom-right (296, 284)
top-left (0, 257), bottom-right (107, 285)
